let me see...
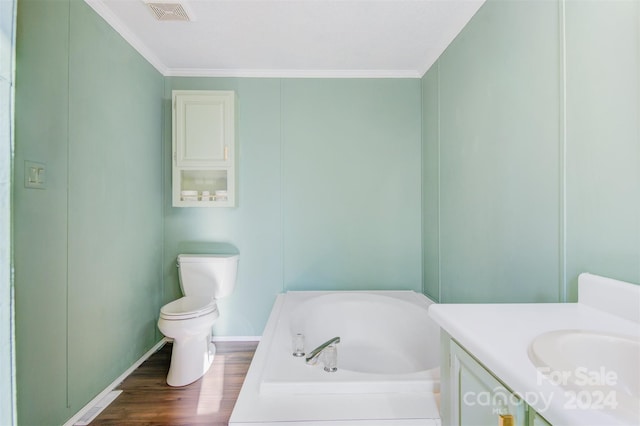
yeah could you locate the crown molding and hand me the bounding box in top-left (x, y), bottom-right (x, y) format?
top-left (163, 68), bottom-right (423, 79)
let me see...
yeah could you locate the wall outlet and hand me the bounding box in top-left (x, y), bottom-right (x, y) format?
top-left (24, 161), bottom-right (46, 189)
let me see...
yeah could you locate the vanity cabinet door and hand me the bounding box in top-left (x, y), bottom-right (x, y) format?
top-left (450, 341), bottom-right (527, 426)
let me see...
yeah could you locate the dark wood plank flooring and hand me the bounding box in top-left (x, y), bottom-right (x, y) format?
top-left (90, 341), bottom-right (258, 426)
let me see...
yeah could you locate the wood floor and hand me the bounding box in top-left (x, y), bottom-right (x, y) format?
top-left (90, 341), bottom-right (258, 426)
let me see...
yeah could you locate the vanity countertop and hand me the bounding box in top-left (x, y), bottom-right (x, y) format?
top-left (428, 273), bottom-right (640, 426)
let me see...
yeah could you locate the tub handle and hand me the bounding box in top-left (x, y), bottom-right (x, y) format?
top-left (305, 336), bottom-right (340, 365)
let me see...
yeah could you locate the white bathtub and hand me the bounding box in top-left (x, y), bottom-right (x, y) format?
top-left (261, 291), bottom-right (440, 395)
top-left (230, 291), bottom-right (442, 425)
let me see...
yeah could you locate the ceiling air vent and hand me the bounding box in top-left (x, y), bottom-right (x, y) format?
top-left (145, 2), bottom-right (191, 21)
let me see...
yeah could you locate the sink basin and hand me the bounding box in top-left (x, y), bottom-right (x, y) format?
top-left (529, 330), bottom-right (640, 422)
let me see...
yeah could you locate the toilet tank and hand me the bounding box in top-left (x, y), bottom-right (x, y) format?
top-left (177, 254), bottom-right (239, 299)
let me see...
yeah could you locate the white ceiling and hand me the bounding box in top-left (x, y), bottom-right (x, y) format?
top-left (84, 0), bottom-right (485, 78)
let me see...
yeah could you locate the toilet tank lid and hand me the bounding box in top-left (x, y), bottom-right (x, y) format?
top-left (178, 253), bottom-right (239, 263)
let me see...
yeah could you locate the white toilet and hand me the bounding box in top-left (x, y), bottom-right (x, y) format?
top-left (157, 253), bottom-right (239, 386)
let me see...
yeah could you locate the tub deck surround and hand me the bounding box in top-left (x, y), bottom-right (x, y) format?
top-left (428, 273), bottom-right (640, 426)
top-left (229, 291), bottom-right (442, 425)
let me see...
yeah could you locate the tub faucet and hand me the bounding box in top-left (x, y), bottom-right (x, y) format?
top-left (305, 336), bottom-right (340, 371)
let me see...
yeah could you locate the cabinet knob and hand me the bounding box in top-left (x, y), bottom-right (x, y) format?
top-left (224, 146), bottom-right (229, 161)
top-left (499, 414), bottom-right (514, 426)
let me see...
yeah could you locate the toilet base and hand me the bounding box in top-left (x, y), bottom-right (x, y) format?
top-left (167, 334), bottom-right (216, 387)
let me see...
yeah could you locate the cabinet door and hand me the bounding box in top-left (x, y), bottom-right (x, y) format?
top-left (451, 341), bottom-right (527, 426)
top-left (173, 91), bottom-right (234, 167)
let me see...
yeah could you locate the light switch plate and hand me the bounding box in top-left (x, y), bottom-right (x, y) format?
top-left (24, 160), bottom-right (46, 189)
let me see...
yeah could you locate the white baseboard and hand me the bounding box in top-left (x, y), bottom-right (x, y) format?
top-left (63, 338), bottom-right (168, 426)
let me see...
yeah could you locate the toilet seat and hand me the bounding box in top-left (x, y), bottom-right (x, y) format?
top-left (160, 296), bottom-right (218, 320)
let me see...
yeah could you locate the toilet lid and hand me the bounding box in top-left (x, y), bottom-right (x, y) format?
top-left (160, 296), bottom-right (218, 320)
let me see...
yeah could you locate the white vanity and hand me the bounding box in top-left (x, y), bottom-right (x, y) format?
top-left (429, 273), bottom-right (640, 425)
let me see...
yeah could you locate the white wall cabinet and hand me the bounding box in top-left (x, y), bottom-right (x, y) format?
top-left (172, 90), bottom-right (236, 207)
top-left (441, 333), bottom-right (552, 426)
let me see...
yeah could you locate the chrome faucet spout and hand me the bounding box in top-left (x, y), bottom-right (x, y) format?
top-left (305, 336), bottom-right (340, 365)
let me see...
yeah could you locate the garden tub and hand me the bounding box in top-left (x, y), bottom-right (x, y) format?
top-left (230, 290), bottom-right (442, 425)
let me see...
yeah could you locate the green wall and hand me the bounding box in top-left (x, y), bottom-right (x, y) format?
top-left (14, 0), bottom-right (70, 421)
top-left (422, 0), bottom-right (640, 303)
top-left (564, 0), bottom-right (640, 300)
top-left (163, 77), bottom-right (423, 336)
top-left (14, 0), bottom-right (164, 424)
